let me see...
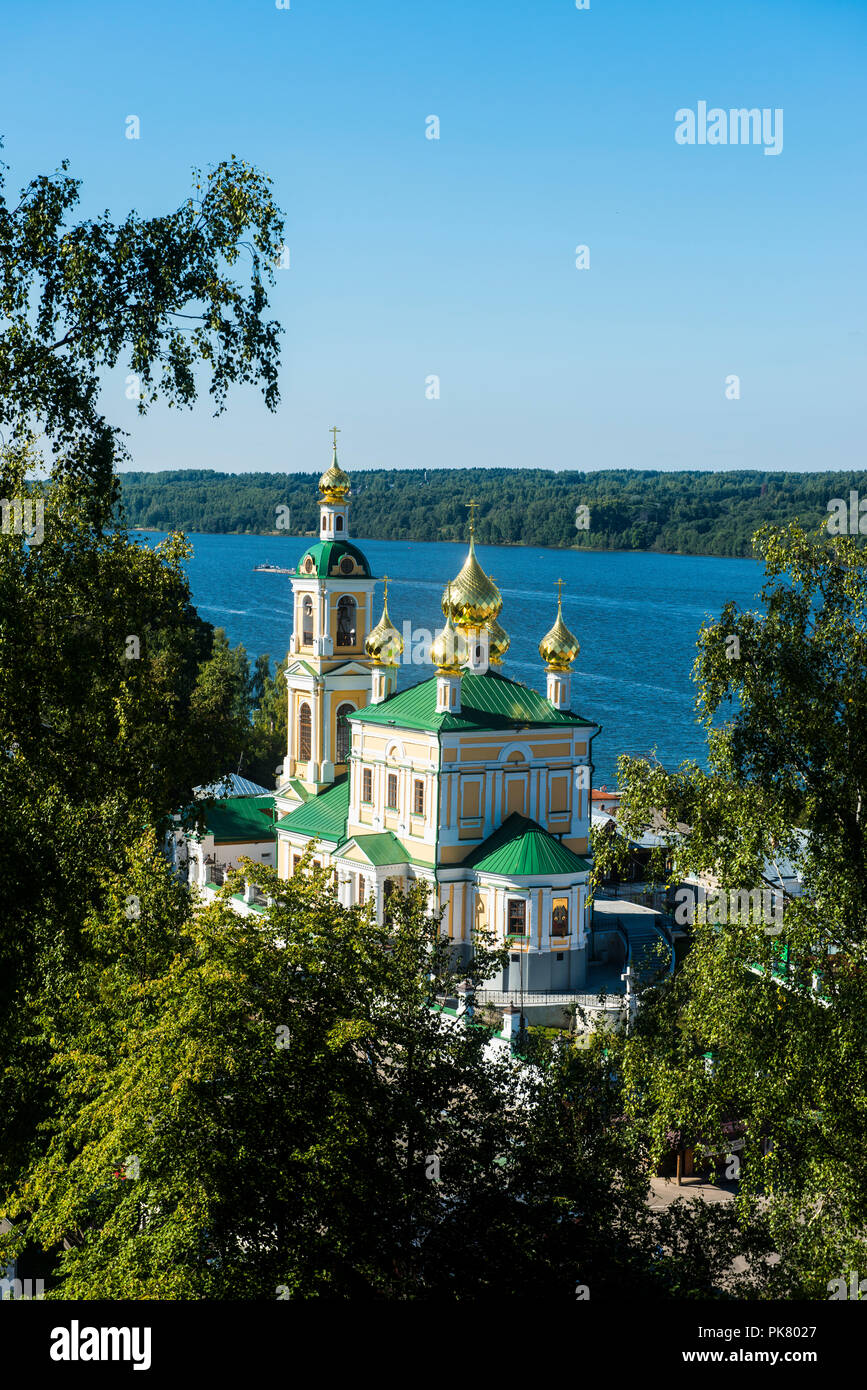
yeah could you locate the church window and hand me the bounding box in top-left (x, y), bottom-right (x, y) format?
top-left (336, 703), bottom-right (353, 762)
top-left (298, 702), bottom-right (312, 762)
top-left (507, 899), bottom-right (526, 936)
top-left (336, 515), bottom-right (344, 531)
top-left (552, 898), bottom-right (569, 937)
top-left (337, 595), bottom-right (356, 646)
top-left (386, 773), bottom-right (398, 810)
top-left (413, 779), bottom-right (424, 815)
top-left (357, 875), bottom-right (365, 903)
top-left (362, 767), bottom-right (373, 802)
top-left (293, 855), bottom-right (301, 874)
top-left (339, 556), bottom-right (354, 575)
top-left (302, 596), bottom-right (314, 645)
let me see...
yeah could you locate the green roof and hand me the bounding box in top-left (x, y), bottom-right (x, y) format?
top-left (281, 777), bottom-right (311, 803)
top-left (289, 539), bottom-right (372, 579)
top-left (204, 795), bottom-right (276, 843)
top-left (347, 670), bottom-right (596, 734)
top-left (464, 813), bottom-right (592, 878)
top-left (339, 831), bottom-right (412, 866)
top-left (275, 776), bottom-right (350, 843)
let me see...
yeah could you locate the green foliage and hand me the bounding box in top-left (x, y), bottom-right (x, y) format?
top-left (0, 152), bottom-right (284, 501)
top-left (1, 866), bottom-right (766, 1299)
top-left (608, 522), bottom-right (867, 1294)
top-left (0, 153), bottom-right (284, 1254)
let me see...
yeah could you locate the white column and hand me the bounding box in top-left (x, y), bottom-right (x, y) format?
top-left (541, 886), bottom-right (552, 949)
top-left (454, 882), bottom-right (465, 941)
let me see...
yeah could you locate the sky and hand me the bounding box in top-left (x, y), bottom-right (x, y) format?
top-left (2, 0), bottom-right (865, 477)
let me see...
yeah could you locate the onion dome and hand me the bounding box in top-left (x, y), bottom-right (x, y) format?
top-left (430, 587), bottom-right (463, 673)
top-left (486, 614), bottom-right (510, 666)
top-left (539, 587), bottom-right (580, 670)
top-left (365, 577), bottom-right (403, 665)
top-left (441, 532), bottom-right (501, 626)
top-left (319, 442), bottom-right (351, 502)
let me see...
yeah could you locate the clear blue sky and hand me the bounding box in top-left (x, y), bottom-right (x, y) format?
top-left (2, 0), bottom-right (865, 476)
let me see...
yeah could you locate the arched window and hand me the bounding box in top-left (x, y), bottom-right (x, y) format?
top-left (302, 596), bottom-right (313, 645)
top-left (336, 595), bottom-right (356, 647)
top-left (298, 702), bottom-right (311, 762)
top-left (336, 703), bottom-right (353, 762)
top-left (336, 515), bottom-right (344, 531)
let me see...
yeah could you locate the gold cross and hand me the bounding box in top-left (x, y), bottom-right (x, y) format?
top-left (555, 577), bottom-right (565, 602)
top-left (466, 497), bottom-right (479, 534)
top-left (329, 425), bottom-right (341, 448)
top-left (382, 573), bottom-right (388, 601)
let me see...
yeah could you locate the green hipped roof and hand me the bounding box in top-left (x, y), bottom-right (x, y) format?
top-left (275, 776), bottom-right (350, 842)
top-left (289, 539), bottom-right (372, 579)
top-left (204, 795), bottom-right (276, 843)
top-left (341, 831), bottom-right (413, 866)
top-left (346, 670), bottom-right (596, 734)
top-left (464, 813), bottom-right (591, 878)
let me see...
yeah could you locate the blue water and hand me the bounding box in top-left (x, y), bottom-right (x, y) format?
top-left (135, 531), bottom-right (765, 787)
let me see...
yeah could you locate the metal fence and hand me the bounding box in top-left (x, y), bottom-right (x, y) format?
top-left (475, 989), bottom-right (626, 1010)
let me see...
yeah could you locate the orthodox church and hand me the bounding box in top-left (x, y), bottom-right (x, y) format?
top-left (272, 438), bottom-right (599, 995)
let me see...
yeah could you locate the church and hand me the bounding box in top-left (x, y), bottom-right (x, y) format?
top-left (271, 436), bottom-right (600, 995)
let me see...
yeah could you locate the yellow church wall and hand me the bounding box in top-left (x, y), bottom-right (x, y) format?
top-left (441, 748), bottom-right (458, 762)
top-left (437, 844), bottom-right (475, 866)
top-left (407, 842), bottom-right (435, 865)
top-left (563, 837), bottom-right (589, 854)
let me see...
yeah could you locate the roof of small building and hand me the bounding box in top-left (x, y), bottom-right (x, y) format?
top-left (342, 831), bottom-right (413, 866)
top-left (464, 813), bottom-right (591, 878)
top-left (204, 795), bottom-right (276, 843)
top-left (275, 776), bottom-right (350, 842)
top-left (195, 773), bottom-right (273, 799)
top-left (347, 670), bottom-right (596, 734)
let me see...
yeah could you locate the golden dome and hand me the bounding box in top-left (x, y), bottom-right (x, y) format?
top-left (441, 533), bottom-right (501, 626)
top-left (365, 579), bottom-right (403, 665)
top-left (539, 589), bottom-right (580, 670)
top-left (319, 442), bottom-right (351, 502)
top-left (430, 588), bottom-right (463, 673)
top-left (486, 615), bottom-right (510, 666)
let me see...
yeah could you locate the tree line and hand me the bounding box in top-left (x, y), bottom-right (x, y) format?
top-left (117, 466), bottom-right (867, 557)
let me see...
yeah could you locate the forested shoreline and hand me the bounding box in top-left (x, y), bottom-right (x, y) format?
top-left (118, 467), bottom-right (867, 557)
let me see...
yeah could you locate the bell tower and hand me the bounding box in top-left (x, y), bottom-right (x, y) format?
top-left (276, 431), bottom-right (378, 803)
